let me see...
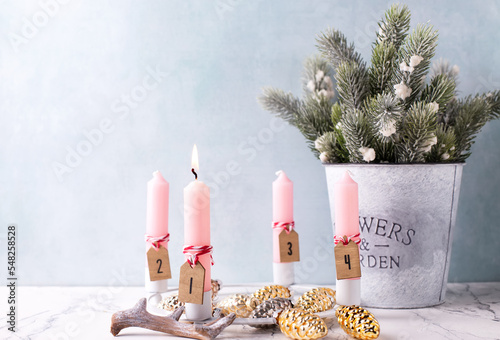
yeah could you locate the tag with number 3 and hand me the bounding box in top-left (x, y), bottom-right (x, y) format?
top-left (279, 230), bottom-right (300, 262)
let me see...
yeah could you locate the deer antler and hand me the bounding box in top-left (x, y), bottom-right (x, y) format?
top-left (111, 298), bottom-right (236, 340)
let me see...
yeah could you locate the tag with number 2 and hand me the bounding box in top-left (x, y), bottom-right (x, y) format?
top-left (147, 245), bottom-right (172, 281)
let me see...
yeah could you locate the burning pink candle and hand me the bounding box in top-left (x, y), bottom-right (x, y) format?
top-left (334, 171), bottom-right (361, 305)
top-left (145, 170), bottom-right (169, 294)
top-left (272, 170), bottom-right (294, 285)
top-left (183, 145), bottom-right (212, 320)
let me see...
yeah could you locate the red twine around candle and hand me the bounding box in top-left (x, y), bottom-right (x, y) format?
top-left (334, 233), bottom-right (361, 245)
top-left (145, 233), bottom-right (170, 251)
top-left (272, 221), bottom-right (295, 234)
top-left (183, 245), bottom-right (214, 268)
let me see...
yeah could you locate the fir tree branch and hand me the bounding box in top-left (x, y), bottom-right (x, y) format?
top-left (425, 124), bottom-right (456, 162)
top-left (296, 96), bottom-right (335, 154)
top-left (316, 28), bottom-right (363, 68)
top-left (453, 96), bottom-right (491, 161)
top-left (366, 93), bottom-right (404, 135)
top-left (393, 24), bottom-right (439, 107)
top-left (302, 55), bottom-right (335, 96)
top-left (369, 42), bottom-right (397, 95)
top-left (315, 131), bottom-right (342, 162)
top-left (331, 103), bottom-right (350, 162)
top-left (340, 109), bottom-right (375, 163)
top-left (259, 87), bottom-right (303, 125)
top-left (440, 96), bottom-right (460, 126)
top-left (430, 58), bottom-right (460, 84)
top-left (397, 102), bottom-right (438, 163)
top-left (335, 61), bottom-right (370, 111)
top-left (372, 136), bottom-right (396, 163)
top-left (420, 74), bottom-right (456, 110)
top-left (484, 90), bottom-right (500, 120)
top-left (376, 3), bottom-right (411, 52)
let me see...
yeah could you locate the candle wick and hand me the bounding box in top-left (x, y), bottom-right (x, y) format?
top-left (191, 168), bottom-right (198, 180)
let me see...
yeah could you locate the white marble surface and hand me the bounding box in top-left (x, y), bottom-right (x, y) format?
top-left (0, 283), bottom-right (499, 340)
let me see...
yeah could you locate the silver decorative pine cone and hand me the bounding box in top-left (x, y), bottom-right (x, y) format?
top-left (249, 297), bottom-right (294, 328)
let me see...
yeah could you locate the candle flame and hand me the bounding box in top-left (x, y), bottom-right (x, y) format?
top-left (191, 144), bottom-right (199, 172)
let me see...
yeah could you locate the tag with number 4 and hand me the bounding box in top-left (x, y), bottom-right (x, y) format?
top-left (334, 240), bottom-right (361, 280)
top-left (279, 229), bottom-right (300, 262)
top-left (147, 246), bottom-right (172, 281)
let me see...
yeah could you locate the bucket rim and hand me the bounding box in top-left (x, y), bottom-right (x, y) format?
top-left (322, 162), bottom-right (465, 167)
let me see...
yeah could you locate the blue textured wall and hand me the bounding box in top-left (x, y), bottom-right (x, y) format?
top-left (0, 0), bottom-right (498, 285)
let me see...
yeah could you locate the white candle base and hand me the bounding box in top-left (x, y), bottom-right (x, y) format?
top-left (336, 279), bottom-right (361, 306)
top-left (145, 268), bottom-right (168, 294)
top-left (273, 262), bottom-right (294, 286)
top-left (147, 292), bottom-right (162, 307)
top-left (185, 290), bottom-right (212, 321)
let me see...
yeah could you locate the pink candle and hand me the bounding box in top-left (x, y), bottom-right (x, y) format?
top-left (334, 171), bottom-right (359, 237)
top-left (146, 171), bottom-right (169, 238)
top-left (272, 170), bottom-right (295, 285)
top-left (145, 170), bottom-right (169, 293)
top-left (334, 170), bottom-right (361, 305)
top-left (273, 171), bottom-right (293, 262)
top-left (184, 145), bottom-right (211, 292)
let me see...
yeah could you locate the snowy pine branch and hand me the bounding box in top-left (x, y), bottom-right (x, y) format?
top-left (393, 24), bottom-right (439, 106)
top-left (366, 93), bottom-right (404, 138)
top-left (302, 55), bottom-right (336, 101)
top-left (453, 96), bottom-right (491, 161)
top-left (259, 87), bottom-right (302, 125)
top-left (316, 28), bottom-right (363, 67)
top-left (376, 3), bottom-right (411, 51)
top-left (425, 124), bottom-right (456, 162)
top-left (397, 102), bottom-right (438, 163)
top-left (335, 61), bottom-right (370, 111)
top-left (420, 74), bottom-right (456, 112)
top-left (431, 58), bottom-right (460, 83)
top-left (296, 96), bottom-right (335, 154)
top-left (340, 109), bottom-right (375, 163)
top-left (484, 90), bottom-right (500, 120)
top-left (369, 42), bottom-right (397, 95)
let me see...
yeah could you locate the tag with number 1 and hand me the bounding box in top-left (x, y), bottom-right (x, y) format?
top-left (178, 261), bottom-right (206, 304)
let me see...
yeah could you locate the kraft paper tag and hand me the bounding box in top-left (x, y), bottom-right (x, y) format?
top-left (147, 245), bottom-right (172, 281)
top-left (178, 261), bottom-right (206, 305)
top-left (279, 229), bottom-right (300, 263)
top-left (334, 240), bottom-right (361, 280)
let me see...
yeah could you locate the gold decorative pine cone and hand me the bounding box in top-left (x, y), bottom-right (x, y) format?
top-left (157, 294), bottom-right (184, 311)
top-left (314, 287), bottom-right (336, 301)
top-left (278, 308), bottom-right (328, 340)
top-left (336, 305), bottom-right (380, 340)
top-left (252, 285), bottom-right (291, 306)
top-left (216, 294), bottom-right (255, 318)
top-left (296, 287), bottom-right (336, 313)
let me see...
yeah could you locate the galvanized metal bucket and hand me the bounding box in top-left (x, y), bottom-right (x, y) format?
top-left (324, 163), bottom-right (464, 308)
